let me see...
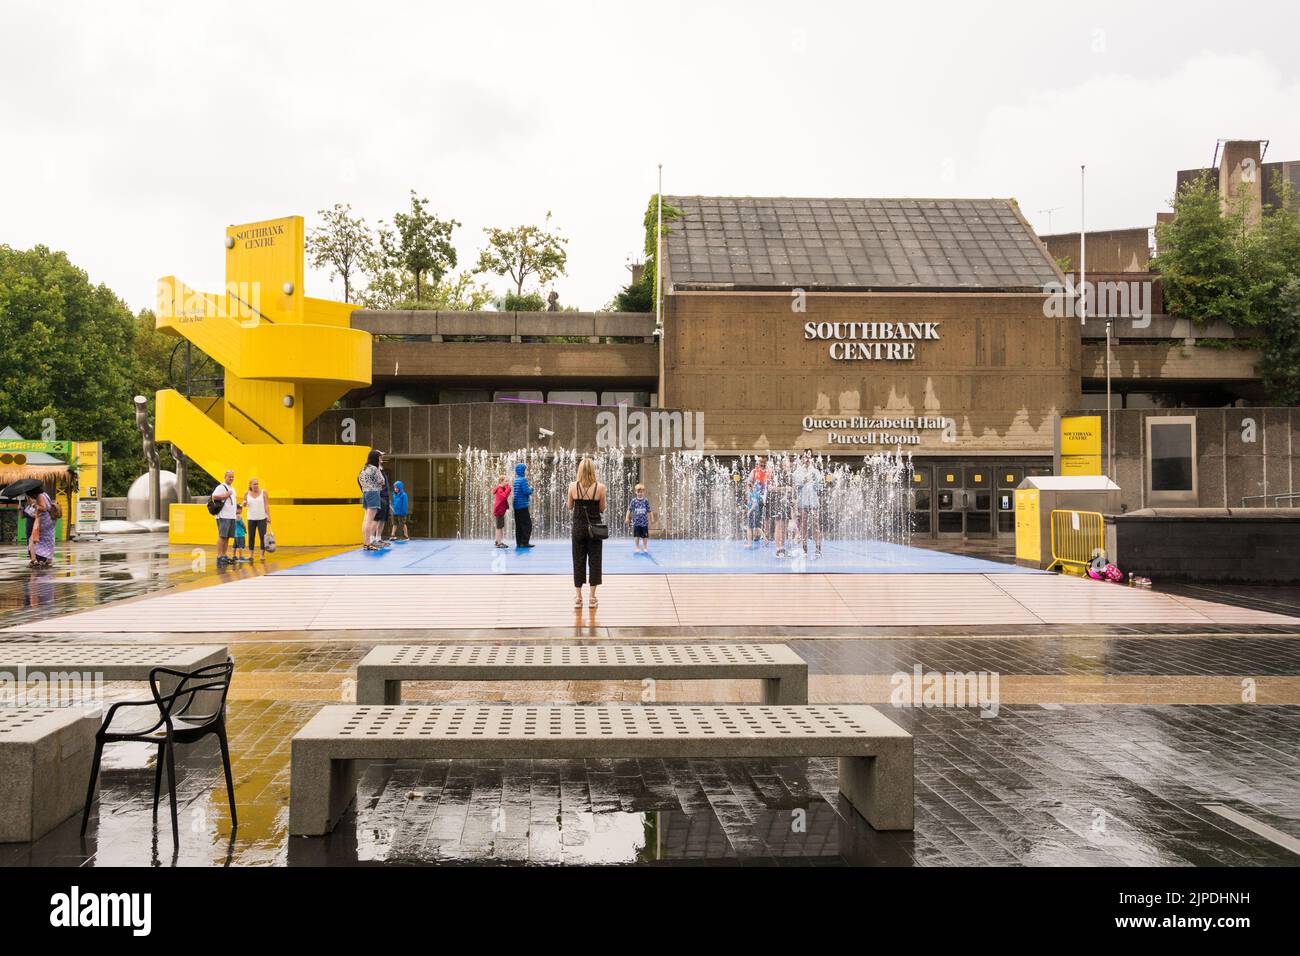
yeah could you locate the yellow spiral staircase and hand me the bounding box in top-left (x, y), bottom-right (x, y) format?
top-left (155, 215), bottom-right (371, 545)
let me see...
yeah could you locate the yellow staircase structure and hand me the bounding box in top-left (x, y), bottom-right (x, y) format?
top-left (156, 215), bottom-right (371, 545)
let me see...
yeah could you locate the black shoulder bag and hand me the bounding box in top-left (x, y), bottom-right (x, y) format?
top-left (580, 483), bottom-right (609, 539)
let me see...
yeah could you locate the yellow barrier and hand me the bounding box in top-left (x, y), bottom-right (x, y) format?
top-left (1048, 509), bottom-right (1104, 575)
top-left (168, 503), bottom-right (363, 546)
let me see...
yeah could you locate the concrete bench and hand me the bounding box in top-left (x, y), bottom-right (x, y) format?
top-left (0, 644), bottom-right (228, 703)
top-left (0, 707), bottom-right (101, 842)
top-left (355, 643), bottom-right (808, 705)
top-left (290, 703), bottom-right (912, 836)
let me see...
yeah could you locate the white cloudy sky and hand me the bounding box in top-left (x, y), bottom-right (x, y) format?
top-left (2, 0), bottom-right (1298, 312)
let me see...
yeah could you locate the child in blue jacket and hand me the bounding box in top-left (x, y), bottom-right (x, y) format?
top-left (512, 462), bottom-right (534, 548)
top-left (390, 481), bottom-right (410, 541)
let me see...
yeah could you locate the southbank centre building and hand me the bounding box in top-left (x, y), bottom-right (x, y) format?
top-left (298, 142), bottom-right (1297, 541)
top-left (309, 194), bottom-right (1069, 539)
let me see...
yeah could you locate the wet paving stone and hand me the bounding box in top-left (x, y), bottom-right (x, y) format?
top-left (1, 698), bottom-right (1296, 867)
top-left (2, 536), bottom-right (1298, 866)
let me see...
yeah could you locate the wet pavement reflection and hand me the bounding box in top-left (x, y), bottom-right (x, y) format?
top-left (3, 697), bottom-right (1295, 867)
top-left (1, 534), bottom-right (1297, 866)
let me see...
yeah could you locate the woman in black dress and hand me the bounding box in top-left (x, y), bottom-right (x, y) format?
top-left (566, 457), bottom-right (607, 607)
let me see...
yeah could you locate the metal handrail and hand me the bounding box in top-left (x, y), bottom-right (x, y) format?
top-left (1240, 493), bottom-right (1300, 507)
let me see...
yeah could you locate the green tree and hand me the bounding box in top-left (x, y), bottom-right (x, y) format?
top-left (0, 245), bottom-right (141, 494)
top-left (376, 191), bottom-right (459, 303)
top-left (1256, 277), bottom-right (1300, 404)
top-left (1151, 172), bottom-right (1300, 404)
top-left (1151, 173), bottom-right (1249, 326)
top-left (610, 276), bottom-right (653, 312)
top-left (475, 212), bottom-right (568, 299)
top-left (499, 291), bottom-right (546, 311)
top-left (307, 202), bottom-right (374, 302)
top-left (1242, 180), bottom-right (1300, 326)
top-left (360, 269), bottom-right (493, 311)
top-left (609, 195), bottom-right (681, 314)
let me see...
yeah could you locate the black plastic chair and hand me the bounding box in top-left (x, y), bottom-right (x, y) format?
top-left (80, 659), bottom-right (237, 844)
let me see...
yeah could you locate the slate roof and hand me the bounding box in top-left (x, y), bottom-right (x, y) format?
top-left (662, 196), bottom-right (1060, 292)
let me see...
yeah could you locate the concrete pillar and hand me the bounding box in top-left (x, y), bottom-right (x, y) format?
top-left (1219, 140), bottom-right (1263, 228)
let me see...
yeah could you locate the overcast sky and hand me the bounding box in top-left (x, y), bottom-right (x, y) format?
top-left (3, 0), bottom-right (1298, 312)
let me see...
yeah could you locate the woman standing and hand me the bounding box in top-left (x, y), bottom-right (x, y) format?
top-left (358, 449), bottom-right (386, 551)
top-left (566, 457), bottom-right (607, 608)
top-left (243, 477), bottom-right (271, 559)
top-left (26, 484), bottom-right (55, 569)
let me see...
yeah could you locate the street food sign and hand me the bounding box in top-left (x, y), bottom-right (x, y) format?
top-left (0, 439), bottom-right (72, 456)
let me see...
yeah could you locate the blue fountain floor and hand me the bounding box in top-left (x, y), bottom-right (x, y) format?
top-left (276, 538), bottom-right (1042, 576)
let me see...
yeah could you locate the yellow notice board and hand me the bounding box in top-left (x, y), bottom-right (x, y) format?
top-left (1060, 415), bottom-right (1101, 476)
top-left (1015, 488), bottom-right (1041, 563)
top-left (73, 440), bottom-right (103, 535)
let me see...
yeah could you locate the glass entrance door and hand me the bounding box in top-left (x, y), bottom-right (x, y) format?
top-left (909, 466), bottom-right (932, 535)
top-left (996, 466), bottom-right (1023, 535)
top-left (936, 466), bottom-right (963, 535)
top-left (963, 466), bottom-right (993, 536)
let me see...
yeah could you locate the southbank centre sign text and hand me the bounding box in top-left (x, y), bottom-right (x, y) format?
top-left (804, 321), bottom-right (941, 360)
top-left (803, 415), bottom-right (949, 446)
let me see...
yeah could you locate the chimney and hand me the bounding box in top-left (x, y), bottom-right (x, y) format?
top-left (1218, 140), bottom-right (1264, 227)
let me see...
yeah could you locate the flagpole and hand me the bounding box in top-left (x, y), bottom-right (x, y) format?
top-left (656, 163), bottom-right (664, 408)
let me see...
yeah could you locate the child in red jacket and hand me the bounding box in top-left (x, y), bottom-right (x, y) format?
top-left (492, 474), bottom-right (511, 549)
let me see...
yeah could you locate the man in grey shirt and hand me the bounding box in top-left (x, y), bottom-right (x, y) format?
top-left (212, 469), bottom-right (238, 568)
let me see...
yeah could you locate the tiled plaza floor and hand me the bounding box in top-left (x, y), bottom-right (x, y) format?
top-left (1, 535), bottom-right (1298, 866)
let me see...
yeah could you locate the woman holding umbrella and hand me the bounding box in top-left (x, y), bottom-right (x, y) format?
top-left (0, 477), bottom-right (52, 568)
top-left (25, 482), bottom-right (54, 568)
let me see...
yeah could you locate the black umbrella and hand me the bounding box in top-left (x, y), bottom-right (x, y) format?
top-left (0, 478), bottom-right (45, 500)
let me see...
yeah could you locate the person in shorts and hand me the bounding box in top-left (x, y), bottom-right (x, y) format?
top-left (625, 483), bottom-right (653, 553)
top-left (357, 449), bottom-right (385, 550)
top-left (492, 474), bottom-right (511, 549)
top-left (374, 452), bottom-right (392, 546)
top-left (232, 504), bottom-right (248, 563)
top-left (745, 479), bottom-right (766, 549)
top-left (212, 469), bottom-right (238, 568)
top-left (390, 480), bottom-right (410, 541)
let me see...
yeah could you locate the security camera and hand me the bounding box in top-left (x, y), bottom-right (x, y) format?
top-left (652, 328), bottom-right (663, 337)
top-left (538, 427), bottom-right (555, 439)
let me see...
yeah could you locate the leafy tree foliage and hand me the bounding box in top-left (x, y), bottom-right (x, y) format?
top-left (1256, 278), bottom-right (1300, 405)
top-left (360, 269), bottom-right (493, 311)
top-left (500, 291), bottom-right (546, 311)
top-left (307, 202), bottom-right (374, 302)
top-left (0, 245), bottom-right (145, 493)
top-left (376, 191), bottom-right (459, 303)
top-left (609, 195), bottom-right (680, 314)
top-left (475, 213), bottom-right (568, 298)
top-left (1152, 174), bottom-right (1249, 326)
top-left (1151, 173), bottom-right (1300, 404)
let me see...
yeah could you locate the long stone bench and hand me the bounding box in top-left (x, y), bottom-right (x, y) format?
top-left (0, 707), bottom-right (101, 842)
top-left (355, 643), bottom-right (808, 705)
top-left (289, 703), bottom-right (912, 836)
top-left (0, 644), bottom-right (228, 703)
